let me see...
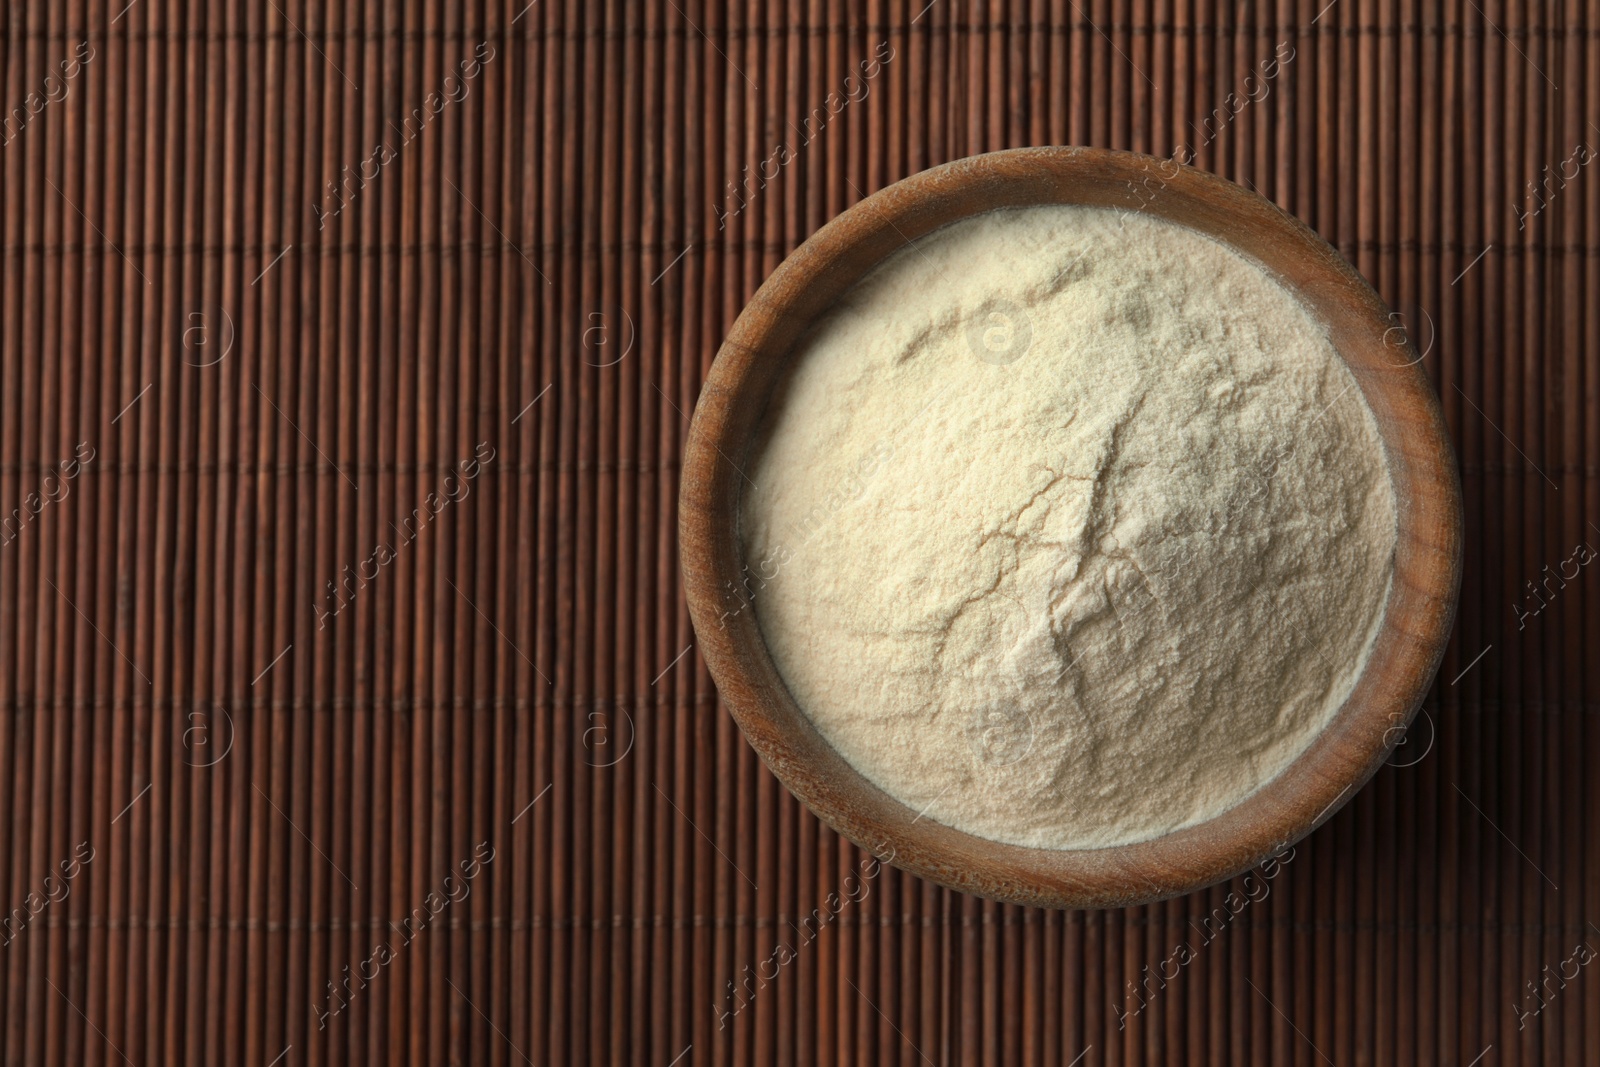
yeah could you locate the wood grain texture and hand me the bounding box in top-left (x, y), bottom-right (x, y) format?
top-left (0, 0), bottom-right (1591, 1064)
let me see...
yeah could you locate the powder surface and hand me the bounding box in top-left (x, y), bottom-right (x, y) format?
top-left (738, 204), bottom-right (1397, 851)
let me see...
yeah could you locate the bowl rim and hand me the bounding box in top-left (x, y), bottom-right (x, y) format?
top-left (679, 145), bottom-right (1464, 909)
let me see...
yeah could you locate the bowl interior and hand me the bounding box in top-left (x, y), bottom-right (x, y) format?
top-left (680, 146), bottom-right (1462, 908)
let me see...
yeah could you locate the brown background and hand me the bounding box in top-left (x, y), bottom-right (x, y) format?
top-left (0, 0), bottom-right (1594, 1064)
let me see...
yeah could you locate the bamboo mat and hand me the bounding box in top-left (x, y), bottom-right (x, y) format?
top-left (0, 0), bottom-right (1594, 1064)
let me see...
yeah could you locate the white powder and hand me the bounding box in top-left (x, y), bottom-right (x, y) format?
top-left (739, 204), bottom-right (1397, 850)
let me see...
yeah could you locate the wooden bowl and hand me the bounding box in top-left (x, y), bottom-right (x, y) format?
top-left (679, 146), bottom-right (1463, 908)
